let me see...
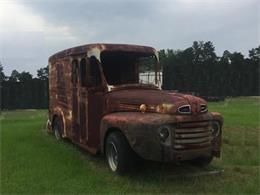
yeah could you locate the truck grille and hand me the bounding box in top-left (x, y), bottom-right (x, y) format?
top-left (173, 121), bottom-right (212, 150)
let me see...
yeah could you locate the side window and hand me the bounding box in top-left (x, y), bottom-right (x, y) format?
top-left (89, 56), bottom-right (101, 87)
top-left (80, 58), bottom-right (87, 87)
top-left (71, 59), bottom-right (78, 84)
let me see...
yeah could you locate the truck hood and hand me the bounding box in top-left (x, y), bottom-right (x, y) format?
top-left (105, 88), bottom-right (207, 115)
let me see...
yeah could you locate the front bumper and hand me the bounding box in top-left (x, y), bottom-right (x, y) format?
top-left (170, 147), bottom-right (212, 162)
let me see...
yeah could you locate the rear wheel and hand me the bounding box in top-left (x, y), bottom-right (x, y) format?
top-left (52, 117), bottom-right (63, 140)
top-left (105, 132), bottom-right (136, 174)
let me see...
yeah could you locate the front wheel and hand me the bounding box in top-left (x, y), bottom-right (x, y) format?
top-left (105, 132), bottom-right (136, 174)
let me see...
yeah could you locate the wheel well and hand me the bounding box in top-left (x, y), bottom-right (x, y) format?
top-left (103, 127), bottom-right (123, 154)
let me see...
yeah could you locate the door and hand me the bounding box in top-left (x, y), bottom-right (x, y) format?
top-left (71, 58), bottom-right (88, 144)
top-left (79, 58), bottom-right (88, 144)
top-left (87, 57), bottom-right (105, 148)
top-left (72, 56), bottom-right (104, 149)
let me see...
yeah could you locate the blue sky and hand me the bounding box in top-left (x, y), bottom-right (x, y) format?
top-left (0, 0), bottom-right (259, 76)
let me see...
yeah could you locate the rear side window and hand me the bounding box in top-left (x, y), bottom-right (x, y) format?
top-left (71, 59), bottom-right (78, 84)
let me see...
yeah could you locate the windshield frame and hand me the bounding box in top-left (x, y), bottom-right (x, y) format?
top-left (99, 51), bottom-right (161, 91)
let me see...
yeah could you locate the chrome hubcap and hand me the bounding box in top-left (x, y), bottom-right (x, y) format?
top-left (107, 142), bottom-right (118, 171)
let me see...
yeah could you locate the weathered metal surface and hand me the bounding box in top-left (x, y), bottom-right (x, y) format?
top-left (105, 88), bottom-right (207, 115)
top-left (48, 43), bottom-right (223, 162)
top-left (49, 43), bottom-right (156, 62)
top-left (100, 111), bottom-right (222, 162)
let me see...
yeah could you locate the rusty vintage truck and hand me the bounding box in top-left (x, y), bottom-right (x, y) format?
top-left (47, 43), bottom-right (223, 173)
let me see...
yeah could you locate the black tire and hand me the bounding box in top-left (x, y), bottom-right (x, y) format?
top-left (190, 155), bottom-right (213, 166)
top-left (52, 117), bottom-right (63, 140)
top-left (105, 131), bottom-right (136, 174)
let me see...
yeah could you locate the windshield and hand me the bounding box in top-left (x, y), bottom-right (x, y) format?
top-left (101, 51), bottom-right (161, 88)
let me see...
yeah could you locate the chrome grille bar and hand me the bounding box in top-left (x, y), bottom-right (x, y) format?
top-left (174, 132), bottom-right (211, 138)
top-left (173, 121), bottom-right (212, 150)
top-left (174, 137), bottom-right (211, 144)
top-left (175, 128), bottom-right (209, 133)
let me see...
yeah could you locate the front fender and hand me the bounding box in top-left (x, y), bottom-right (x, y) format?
top-left (209, 112), bottom-right (223, 156)
top-left (100, 112), bottom-right (214, 161)
top-left (100, 112), bottom-right (172, 161)
top-left (210, 112), bottom-right (224, 125)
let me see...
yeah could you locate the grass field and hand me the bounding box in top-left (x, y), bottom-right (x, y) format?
top-left (1, 97), bottom-right (259, 194)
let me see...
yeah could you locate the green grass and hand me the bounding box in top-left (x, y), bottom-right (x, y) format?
top-left (1, 97), bottom-right (260, 194)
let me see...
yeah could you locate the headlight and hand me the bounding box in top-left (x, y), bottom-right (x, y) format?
top-left (158, 126), bottom-right (170, 142)
top-left (211, 121), bottom-right (220, 137)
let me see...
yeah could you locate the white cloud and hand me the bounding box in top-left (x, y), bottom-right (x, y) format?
top-left (0, 1), bottom-right (44, 31)
top-left (0, 0), bottom-right (77, 39)
top-left (0, 0), bottom-right (81, 75)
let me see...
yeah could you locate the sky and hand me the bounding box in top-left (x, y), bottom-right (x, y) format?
top-left (0, 0), bottom-right (259, 76)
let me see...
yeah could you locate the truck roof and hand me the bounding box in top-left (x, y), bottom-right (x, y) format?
top-left (49, 43), bottom-right (157, 62)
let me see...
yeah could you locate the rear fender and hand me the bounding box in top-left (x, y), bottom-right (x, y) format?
top-left (51, 107), bottom-right (67, 137)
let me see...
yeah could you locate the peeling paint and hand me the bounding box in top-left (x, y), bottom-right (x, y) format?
top-left (87, 47), bottom-right (103, 62)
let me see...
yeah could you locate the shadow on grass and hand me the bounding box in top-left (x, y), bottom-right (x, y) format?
top-left (61, 137), bottom-right (223, 181)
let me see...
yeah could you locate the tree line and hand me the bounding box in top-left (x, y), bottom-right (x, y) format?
top-left (0, 64), bottom-right (48, 82)
top-left (160, 41), bottom-right (259, 96)
top-left (0, 41), bottom-right (259, 96)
